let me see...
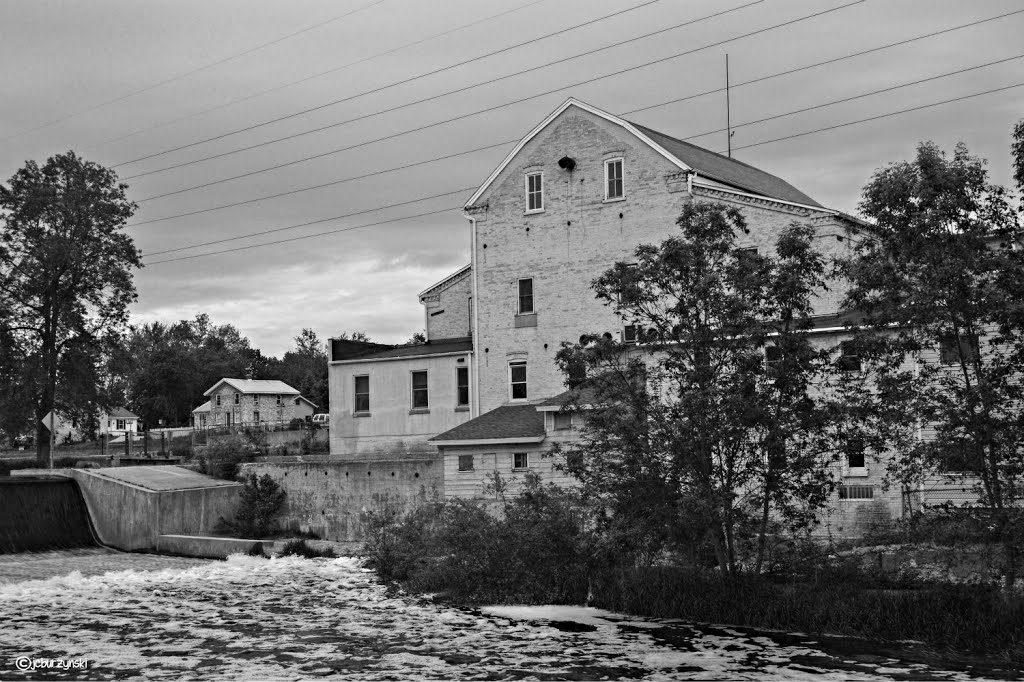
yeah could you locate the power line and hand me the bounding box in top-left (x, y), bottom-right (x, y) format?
top-left (682, 53), bottom-right (1024, 142)
top-left (122, 0), bottom-right (763, 182)
top-left (86, 0), bottom-right (552, 153)
top-left (144, 187), bottom-right (474, 256)
top-left (134, 1), bottom-right (865, 203)
top-left (1, 0), bottom-right (389, 143)
top-left (124, 8), bottom-right (1023, 227)
top-left (143, 206), bottom-right (465, 265)
top-left (728, 81), bottom-right (1024, 153)
top-left (115, 0), bottom-right (669, 168)
top-left (128, 141), bottom-right (516, 227)
top-left (621, 7), bottom-right (1024, 118)
top-left (142, 77), bottom-right (1024, 265)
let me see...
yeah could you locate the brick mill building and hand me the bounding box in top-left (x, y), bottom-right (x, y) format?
top-left (326, 98), bottom-right (895, 535)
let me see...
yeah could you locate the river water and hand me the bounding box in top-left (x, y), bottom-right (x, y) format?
top-left (0, 549), bottom-right (1014, 680)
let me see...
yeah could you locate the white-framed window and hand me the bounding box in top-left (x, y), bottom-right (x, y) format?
top-left (215, 395), bottom-right (221, 407)
top-left (837, 341), bottom-right (861, 372)
top-left (116, 419), bottom-right (126, 431)
top-left (354, 375), bottom-right (370, 413)
top-left (940, 334), bottom-right (979, 365)
top-left (412, 370), bottom-right (429, 409)
top-left (253, 394), bottom-right (260, 406)
top-left (276, 394), bottom-right (282, 406)
top-left (253, 410), bottom-right (260, 423)
top-left (604, 158), bottom-right (624, 200)
top-left (845, 439), bottom-right (868, 477)
top-left (458, 454), bottom-right (474, 472)
top-left (509, 361), bottom-right (527, 401)
top-left (513, 452), bottom-right (529, 470)
top-left (553, 412), bottom-right (572, 430)
top-left (456, 366), bottom-right (470, 407)
top-left (233, 392), bottom-right (240, 405)
top-left (518, 278), bottom-right (534, 314)
top-left (525, 172), bottom-right (543, 212)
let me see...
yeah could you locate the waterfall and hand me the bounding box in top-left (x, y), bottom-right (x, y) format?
top-left (0, 477), bottom-right (98, 553)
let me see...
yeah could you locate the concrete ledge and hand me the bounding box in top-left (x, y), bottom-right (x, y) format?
top-left (9, 468), bottom-right (75, 478)
top-left (156, 534), bottom-right (361, 559)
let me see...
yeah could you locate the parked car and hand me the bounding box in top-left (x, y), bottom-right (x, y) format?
top-left (311, 413), bottom-right (330, 429)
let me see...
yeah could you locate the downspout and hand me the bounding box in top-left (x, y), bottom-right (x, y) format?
top-left (467, 213), bottom-right (481, 418)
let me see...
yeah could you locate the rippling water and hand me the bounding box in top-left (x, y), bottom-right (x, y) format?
top-left (0, 550), bottom-right (1012, 680)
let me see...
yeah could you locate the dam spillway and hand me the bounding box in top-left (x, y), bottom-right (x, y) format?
top-left (0, 477), bottom-right (97, 553)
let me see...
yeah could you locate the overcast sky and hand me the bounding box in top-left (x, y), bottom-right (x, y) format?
top-left (2, 0), bottom-right (1021, 357)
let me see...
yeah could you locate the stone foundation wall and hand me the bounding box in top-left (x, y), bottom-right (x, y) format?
top-left (242, 457), bottom-right (443, 542)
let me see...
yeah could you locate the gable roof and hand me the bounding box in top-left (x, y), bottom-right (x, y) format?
top-left (430, 404), bottom-right (545, 445)
top-left (465, 98), bottom-right (822, 210)
top-left (107, 406), bottom-right (139, 420)
top-left (295, 395), bottom-right (318, 409)
top-left (419, 264), bottom-right (471, 300)
top-left (203, 378), bottom-right (300, 397)
top-left (191, 400), bottom-right (212, 414)
top-left (335, 337), bottom-right (473, 363)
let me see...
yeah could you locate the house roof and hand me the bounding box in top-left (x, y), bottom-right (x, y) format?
top-left (192, 400), bottom-right (212, 414)
top-left (337, 337), bottom-right (473, 362)
top-left (628, 122), bottom-right (822, 207)
top-left (419, 264), bottom-right (471, 299)
top-left (203, 378), bottom-right (301, 397)
top-left (107, 406), bottom-right (139, 419)
top-left (295, 395), bottom-right (318, 409)
top-left (465, 98), bottom-right (824, 210)
top-left (430, 404), bottom-right (545, 445)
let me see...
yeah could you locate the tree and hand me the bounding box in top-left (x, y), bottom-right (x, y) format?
top-left (0, 152), bottom-right (140, 462)
top-left (1012, 119), bottom-right (1024, 205)
top-left (268, 328), bottom-right (329, 412)
top-left (555, 203), bottom-right (838, 575)
top-left (838, 141), bottom-right (1024, 585)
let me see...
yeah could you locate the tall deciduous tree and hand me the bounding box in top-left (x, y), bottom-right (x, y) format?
top-left (0, 152), bottom-right (140, 462)
top-left (269, 328), bottom-right (329, 412)
top-left (555, 203), bottom-right (837, 575)
top-left (838, 141), bottom-right (1024, 585)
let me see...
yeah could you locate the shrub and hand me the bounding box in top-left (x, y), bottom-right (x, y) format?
top-left (198, 436), bottom-right (253, 480)
top-left (279, 539), bottom-right (336, 558)
top-left (232, 473), bottom-right (287, 538)
top-left (0, 458), bottom-right (36, 476)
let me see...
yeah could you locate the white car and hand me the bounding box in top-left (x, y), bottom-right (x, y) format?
top-left (311, 413), bottom-right (329, 429)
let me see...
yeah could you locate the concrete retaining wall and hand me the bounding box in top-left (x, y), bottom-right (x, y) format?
top-left (243, 457), bottom-right (442, 542)
top-left (70, 470), bottom-right (242, 551)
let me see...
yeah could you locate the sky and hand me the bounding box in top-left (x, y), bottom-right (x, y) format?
top-left (1, 0), bottom-right (1021, 358)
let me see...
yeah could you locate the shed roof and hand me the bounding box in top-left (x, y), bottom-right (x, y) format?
top-left (430, 404), bottom-right (545, 445)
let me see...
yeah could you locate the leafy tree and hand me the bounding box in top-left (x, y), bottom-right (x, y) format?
top-left (555, 203), bottom-right (838, 575)
top-left (266, 328), bottom-right (329, 411)
top-left (233, 473), bottom-right (287, 538)
top-left (335, 330), bottom-right (372, 343)
top-left (1013, 119), bottom-right (1024, 205)
top-left (0, 152), bottom-right (140, 462)
top-left (406, 330), bottom-right (427, 345)
top-left (837, 141), bottom-right (1024, 585)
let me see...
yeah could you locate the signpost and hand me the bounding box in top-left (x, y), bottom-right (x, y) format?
top-left (40, 410), bottom-right (55, 469)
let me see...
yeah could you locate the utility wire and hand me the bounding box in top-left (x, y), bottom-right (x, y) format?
top-left (123, 0), bottom-right (763, 181)
top-left (127, 10), bottom-right (1023, 227)
top-left (88, 0), bottom-right (551, 152)
top-left (134, 1), bottom-right (864, 203)
top-left (682, 52), bottom-right (1024, 141)
top-left (144, 206), bottom-right (465, 265)
top-left (727, 81), bottom-right (1024, 153)
top-left (1, 0), bottom-right (389, 143)
top-left (622, 6), bottom-right (1024, 117)
top-left (144, 187), bottom-right (474, 256)
top-left (115, 0), bottom-right (669, 168)
top-left (143, 77), bottom-right (1024, 265)
top-left (128, 141), bottom-right (515, 227)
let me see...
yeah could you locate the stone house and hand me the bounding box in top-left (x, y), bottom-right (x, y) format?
top-left (202, 378), bottom-right (316, 428)
top-left (327, 97), bottom-right (949, 535)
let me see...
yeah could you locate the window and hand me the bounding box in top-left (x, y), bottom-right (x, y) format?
top-left (510, 361), bottom-right (528, 400)
top-left (458, 454), bottom-right (474, 472)
top-left (846, 439), bottom-right (866, 469)
top-left (354, 375), bottom-right (370, 413)
top-left (456, 367), bottom-right (470, 407)
top-left (116, 419), bottom-right (126, 431)
top-left (623, 325), bottom-right (639, 344)
top-left (940, 334), bottom-right (979, 365)
top-left (513, 452), bottom-right (529, 470)
top-left (837, 341), bottom-right (861, 372)
top-left (765, 345), bottom-right (782, 375)
top-left (215, 395), bottom-right (221, 407)
top-left (253, 410), bottom-right (260, 423)
top-left (553, 412), bottom-right (572, 430)
top-left (233, 392), bottom-right (240, 405)
top-left (839, 485), bottom-right (874, 500)
top-left (518, 278), bottom-right (534, 314)
top-left (526, 172), bottom-right (543, 212)
top-left (412, 370), bottom-right (429, 409)
top-left (276, 394), bottom-right (282, 406)
top-left (253, 394), bottom-right (260, 406)
top-left (605, 158), bottom-right (623, 200)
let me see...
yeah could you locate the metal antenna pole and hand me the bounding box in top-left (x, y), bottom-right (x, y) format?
top-left (726, 53), bottom-right (732, 158)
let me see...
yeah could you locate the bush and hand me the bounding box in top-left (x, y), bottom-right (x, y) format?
top-left (0, 458), bottom-right (36, 476)
top-left (198, 436), bottom-right (253, 480)
top-left (279, 539), bottom-right (336, 558)
top-left (231, 473), bottom-right (287, 538)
